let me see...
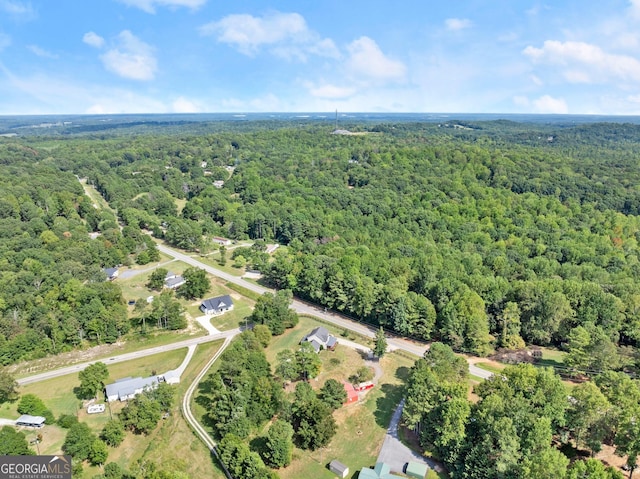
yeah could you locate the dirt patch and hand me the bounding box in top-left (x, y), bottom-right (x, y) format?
top-left (8, 343), bottom-right (126, 376)
top-left (594, 444), bottom-right (630, 477)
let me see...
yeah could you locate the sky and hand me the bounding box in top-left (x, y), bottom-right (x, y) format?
top-left (1, 0), bottom-right (640, 115)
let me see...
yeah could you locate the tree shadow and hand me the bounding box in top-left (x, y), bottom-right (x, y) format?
top-left (395, 366), bottom-right (410, 381)
top-left (356, 349), bottom-right (373, 361)
top-left (374, 383), bottom-right (405, 429)
top-left (249, 435), bottom-right (268, 459)
top-left (72, 386), bottom-right (89, 401)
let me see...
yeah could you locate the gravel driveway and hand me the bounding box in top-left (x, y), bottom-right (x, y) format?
top-left (376, 399), bottom-right (438, 475)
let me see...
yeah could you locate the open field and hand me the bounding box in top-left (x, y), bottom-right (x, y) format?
top-left (186, 252), bottom-right (246, 277)
top-left (474, 362), bottom-right (505, 374)
top-left (537, 347), bottom-right (567, 368)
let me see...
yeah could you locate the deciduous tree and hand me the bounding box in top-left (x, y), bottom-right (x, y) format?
top-left (78, 361), bottom-right (109, 399)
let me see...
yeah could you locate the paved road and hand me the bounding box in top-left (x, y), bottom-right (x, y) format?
top-left (156, 243), bottom-right (492, 380)
top-left (18, 328), bottom-right (240, 385)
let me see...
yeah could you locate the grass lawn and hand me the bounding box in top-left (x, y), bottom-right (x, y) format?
top-left (279, 351), bottom-right (415, 479)
top-left (116, 259), bottom-right (187, 304)
top-left (264, 316), bottom-right (370, 364)
top-left (536, 347), bottom-right (567, 369)
top-left (187, 253), bottom-right (245, 277)
top-left (475, 362), bottom-right (505, 374)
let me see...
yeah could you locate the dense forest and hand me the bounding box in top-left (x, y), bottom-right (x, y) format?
top-left (2, 119), bottom-right (640, 373)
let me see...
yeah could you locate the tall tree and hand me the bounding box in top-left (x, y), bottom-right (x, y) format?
top-left (63, 422), bottom-right (97, 461)
top-left (275, 349), bottom-right (299, 382)
top-left (295, 342), bottom-right (322, 380)
top-left (0, 368), bottom-right (19, 404)
top-left (146, 267), bottom-right (168, 290)
top-left (262, 419), bottom-right (294, 468)
top-left (0, 426), bottom-right (32, 455)
top-left (78, 361), bottom-right (109, 399)
top-left (373, 327), bottom-right (387, 359)
top-left (319, 379), bottom-right (347, 410)
top-left (178, 267), bottom-right (211, 299)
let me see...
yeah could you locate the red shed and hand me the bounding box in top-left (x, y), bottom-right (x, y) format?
top-left (343, 381), bottom-right (358, 404)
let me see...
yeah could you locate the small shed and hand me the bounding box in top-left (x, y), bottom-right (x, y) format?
top-left (343, 381), bottom-right (358, 404)
top-left (16, 414), bottom-right (46, 428)
top-left (406, 462), bottom-right (429, 479)
top-left (329, 460), bottom-right (349, 478)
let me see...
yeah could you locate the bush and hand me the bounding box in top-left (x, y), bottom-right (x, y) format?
top-left (57, 414), bottom-right (79, 429)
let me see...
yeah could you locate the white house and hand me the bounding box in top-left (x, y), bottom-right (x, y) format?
top-left (200, 295), bottom-right (234, 316)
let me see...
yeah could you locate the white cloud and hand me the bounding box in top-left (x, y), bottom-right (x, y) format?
top-left (83, 32), bottom-right (105, 49)
top-left (523, 40), bottom-right (640, 83)
top-left (27, 45), bottom-right (58, 59)
top-left (445, 18), bottom-right (471, 31)
top-left (629, 0), bottom-right (640, 19)
top-left (533, 94), bottom-right (568, 113)
top-left (99, 30), bottom-right (157, 81)
top-left (171, 96), bottom-right (200, 113)
top-left (0, 0), bottom-right (33, 16)
top-left (346, 36), bottom-right (406, 83)
top-left (305, 82), bottom-right (355, 99)
top-left (200, 12), bottom-right (339, 59)
top-left (116, 0), bottom-right (206, 14)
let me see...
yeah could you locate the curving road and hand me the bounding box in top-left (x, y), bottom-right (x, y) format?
top-left (156, 243), bottom-right (492, 380)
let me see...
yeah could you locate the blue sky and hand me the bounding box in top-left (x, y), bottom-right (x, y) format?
top-left (1, 0), bottom-right (640, 114)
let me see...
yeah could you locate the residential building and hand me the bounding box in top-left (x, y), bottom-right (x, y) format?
top-left (200, 295), bottom-right (234, 316)
top-left (301, 326), bottom-right (337, 353)
top-left (104, 376), bottom-right (161, 402)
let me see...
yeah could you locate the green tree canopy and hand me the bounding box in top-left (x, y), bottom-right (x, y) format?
top-left (78, 361), bottom-right (109, 399)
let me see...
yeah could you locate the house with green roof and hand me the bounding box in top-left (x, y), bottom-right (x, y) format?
top-left (358, 462), bottom-right (404, 479)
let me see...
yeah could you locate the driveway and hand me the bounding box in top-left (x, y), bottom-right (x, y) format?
top-left (0, 418), bottom-right (16, 426)
top-left (195, 315), bottom-right (221, 336)
top-left (376, 399), bottom-right (438, 475)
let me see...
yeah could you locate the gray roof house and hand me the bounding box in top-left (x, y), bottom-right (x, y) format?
top-left (104, 267), bottom-right (119, 281)
top-left (302, 326), bottom-right (337, 353)
top-left (164, 275), bottom-right (186, 290)
top-left (104, 376), bottom-right (161, 402)
top-left (200, 295), bottom-right (234, 316)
